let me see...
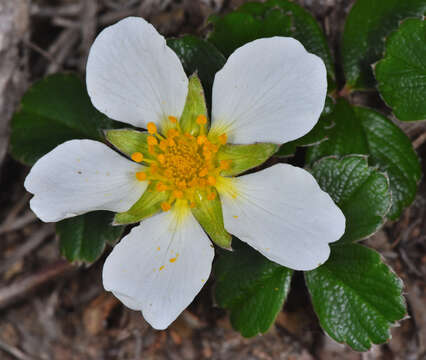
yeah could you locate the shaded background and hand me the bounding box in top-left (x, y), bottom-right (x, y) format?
top-left (0, 0), bottom-right (425, 359)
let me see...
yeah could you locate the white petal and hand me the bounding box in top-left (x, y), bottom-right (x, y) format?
top-left (86, 17), bottom-right (188, 129)
top-left (103, 210), bottom-right (214, 330)
top-left (25, 140), bottom-right (147, 222)
top-left (220, 164), bottom-right (345, 271)
top-left (211, 37), bottom-right (327, 144)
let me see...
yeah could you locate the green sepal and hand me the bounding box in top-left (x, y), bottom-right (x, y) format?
top-left (216, 143), bottom-right (278, 176)
top-left (114, 183), bottom-right (168, 225)
top-left (191, 188), bottom-right (231, 249)
top-left (169, 74), bottom-right (208, 136)
top-left (105, 128), bottom-right (151, 160)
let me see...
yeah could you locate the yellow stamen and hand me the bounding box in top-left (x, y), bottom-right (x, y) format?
top-left (207, 176), bottom-right (216, 186)
top-left (197, 135), bottom-right (207, 145)
top-left (150, 163), bottom-right (158, 173)
top-left (157, 154), bottom-right (166, 164)
top-left (156, 182), bottom-right (167, 192)
top-left (173, 190), bottom-right (184, 199)
top-left (218, 133), bottom-right (227, 145)
top-left (198, 168), bottom-right (208, 177)
top-left (196, 114), bottom-right (207, 125)
top-left (140, 114), bottom-right (230, 209)
top-left (148, 145), bottom-right (156, 155)
top-left (135, 171), bottom-right (147, 181)
top-left (161, 202), bottom-right (171, 212)
top-left (147, 122), bottom-right (157, 134)
top-left (204, 151), bottom-right (212, 160)
top-left (220, 160), bottom-right (232, 170)
top-left (131, 152), bottom-right (143, 163)
top-left (167, 129), bottom-right (179, 138)
top-left (159, 140), bottom-right (168, 151)
top-left (147, 135), bottom-right (158, 146)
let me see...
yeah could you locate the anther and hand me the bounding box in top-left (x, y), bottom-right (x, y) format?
top-left (147, 122), bottom-right (157, 134)
top-left (196, 114), bottom-right (207, 125)
top-left (135, 171), bottom-right (147, 181)
top-left (161, 202), bottom-right (172, 212)
top-left (147, 135), bottom-right (158, 146)
top-left (197, 135), bottom-right (207, 145)
top-left (150, 163), bottom-right (158, 173)
top-left (220, 160), bottom-right (231, 170)
top-left (156, 182), bottom-right (167, 192)
top-left (157, 154), bottom-right (166, 164)
top-left (131, 152), bottom-right (143, 163)
top-left (173, 190), bottom-right (184, 199)
top-left (199, 168), bottom-right (208, 177)
top-left (167, 129), bottom-right (178, 138)
top-left (218, 133), bottom-right (227, 145)
top-left (159, 140), bottom-right (168, 151)
top-left (168, 115), bottom-right (178, 124)
top-left (207, 176), bottom-right (216, 186)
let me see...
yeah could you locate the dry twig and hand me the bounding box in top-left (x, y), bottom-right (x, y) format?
top-left (0, 225), bottom-right (54, 273)
top-left (0, 338), bottom-right (36, 360)
top-left (0, 260), bottom-right (75, 310)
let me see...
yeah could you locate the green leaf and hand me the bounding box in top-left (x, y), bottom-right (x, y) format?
top-left (57, 211), bottom-right (124, 263)
top-left (167, 36), bottom-right (226, 109)
top-left (114, 182), bottom-right (167, 225)
top-left (375, 18), bottom-right (426, 121)
top-left (216, 143), bottom-right (278, 176)
top-left (276, 97), bottom-right (335, 157)
top-left (342, 0), bottom-right (426, 90)
top-left (305, 244), bottom-right (406, 351)
top-left (215, 242), bottom-right (293, 337)
top-left (10, 73), bottom-right (119, 165)
top-left (176, 74), bottom-right (208, 136)
top-left (208, 0), bottom-right (335, 88)
top-left (307, 99), bottom-right (421, 220)
top-left (191, 188), bottom-right (231, 249)
top-left (311, 156), bottom-right (391, 243)
top-left (209, 9), bottom-right (291, 57)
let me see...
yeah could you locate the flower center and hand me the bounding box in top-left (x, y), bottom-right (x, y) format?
top-left (133, 116), bottom-right (230, 211)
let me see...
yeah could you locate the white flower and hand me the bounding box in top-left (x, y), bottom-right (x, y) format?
top-left (24, 17), bottom-right (345, 330)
